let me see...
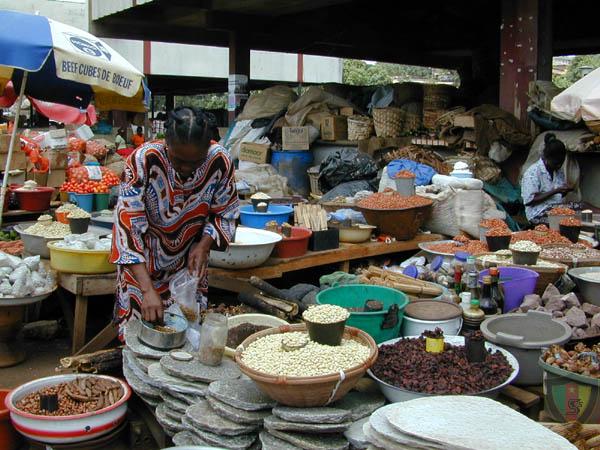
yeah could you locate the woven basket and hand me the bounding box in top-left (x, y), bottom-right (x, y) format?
top-left (585, 120), bottom-right (600, 134)
top-left (401, 102), bottom-right (422, 132)
top-left (347, 115), bottom-right (373, 141)
top-left (372, 107), bottom-right (402, 138)
top-left (540, 244), bottom-right (600, 269)
top-left (423, 109), bottom-right (447, 130)
top-left (423, 84), bottom-right (453, 110)
top-left (476, 253), bottom-right (568, 295)
top-left (235, 324), bottom-right (378, 407)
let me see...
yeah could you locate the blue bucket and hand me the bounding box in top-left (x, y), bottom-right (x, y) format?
top-left (68, 193), bottom-right (94, 212)
top-left (239, 204), bottom-right (293, 229)
top-left (271, 150), bottom-right (314, 197)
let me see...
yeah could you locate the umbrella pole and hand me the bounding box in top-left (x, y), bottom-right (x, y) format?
top-left (0, 71), bottom-right (28, 228)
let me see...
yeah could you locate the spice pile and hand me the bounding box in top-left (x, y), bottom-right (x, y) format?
top-left (560, 217), bottom-right (581, 227)
top-left (15, 377), bottom-right (124, 416)
top-left (511, 225), bottom-right (571, 246)
top-left (67, 208), bottom-right (91, 219)
top-left (426, 238), bottom-right (488, 256)
top-left (240, 332), bottom-right (370, 377)
top-left (302, 304), bottom-right (349, 324)
top-left (371, 336), bottom-right (513, 394)
top-left (486, 227), bottom-right (511, 237)
top-left (548, 207), bottom-right (576, 216)
top-left (0, 240), bottom-right (23, 255)
top-left (510, 240), bottom-right (541, 252)
top-left (543, 343), bottom-right (600, 378)
top-left (480, 219), bottom-right (509, 230)
top-left (541, 244), bottom-right (600, 261)
top-left (357, 190), bottom-right (431, 210)
top-left (393, 170), bottom-right (415, 179)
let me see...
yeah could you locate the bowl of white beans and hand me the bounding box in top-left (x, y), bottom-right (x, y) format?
top-left (568, 266), bottom-right (600, 306)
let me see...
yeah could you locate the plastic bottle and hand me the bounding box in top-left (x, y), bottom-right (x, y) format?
top-left (459, 292), bottom-right (472, 312)
top-left (462, 298), bottom-right (485, 333)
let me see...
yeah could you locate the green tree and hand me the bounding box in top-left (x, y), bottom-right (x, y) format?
top-left (554, 55), bottom-right (600, 89)
top-left (343, 59), bottom-right (392, 86)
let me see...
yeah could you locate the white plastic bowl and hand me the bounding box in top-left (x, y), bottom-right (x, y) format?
top-left (209, 227), bottom-right (282, 269)
top-left (6, 374), bottom-right (131, 444)
top-left (367, 335), bottom-right (519, 403)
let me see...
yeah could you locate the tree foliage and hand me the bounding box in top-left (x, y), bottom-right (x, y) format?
top-left (342, 59), bottom-right (459, 86)
top-left (554, 55), bottom-right (600, 89)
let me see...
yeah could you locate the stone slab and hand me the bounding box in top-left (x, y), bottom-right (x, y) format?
top-left (122, 349), bottom-right (162, 389)
top-left (122, 360), bottom-right (161, 399)
top-left (155, 403), bottom-right (186, 433)
top-left (160, 391), bottom-right (188, 414)
top-left (185, 399), bottom-right (258, 436)
top-left (122, 347), bottom-right (153, 374)
top-left (265, 415), bottom-right (351, 434)
top-left (161, 354), bottom-right (241, 383)
top-left (208, 378), bottom-right (276, 411)
top-left (272, 405), bottom-right (352, 424)
top-left (124, 319), bottom-right (192, 359)
top-left (259, 431), bottom-right (302, 450)
top-left (148, 362), bottom-right (208, 396)
top-left (172, 431), bottom-right (207, 447)
top-left (182, 416), bottom-right (257, 450)
top-left (344, 418), bottom-right (370, 449)
top-left (206, 394), bottom-right (270, 425)
top-left (164, 388), bottom-right (203, 405)
top-left (268, 428), bottom-right (349, 450)
top-left (332, 391), bottom-right (385, 421)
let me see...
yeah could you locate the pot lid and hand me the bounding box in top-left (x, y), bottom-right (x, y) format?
top-left (405, 300), bottom-right (462, 321)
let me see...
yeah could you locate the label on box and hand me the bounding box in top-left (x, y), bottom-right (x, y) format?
top-left (85, 166), bottom-right (102, 181)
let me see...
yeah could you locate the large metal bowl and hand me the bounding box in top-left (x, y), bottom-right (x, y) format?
top-left (138, 312), bottom-right (187, 350)
top-left (5, 374), bottom-right (131, 444)
top-left (367, 335), bottom-right (519, 403)
top-left (417, 240), bottom-right (457, 263)
top-left (568, 266), bottom-right (600, 306)
top-left (209, 227), bottom-right (282, 269)
top-left (356, 201), bottom-right (432, 241)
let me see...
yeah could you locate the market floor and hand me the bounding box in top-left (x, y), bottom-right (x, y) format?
top-left (0, 337), bottom-right (70, 390)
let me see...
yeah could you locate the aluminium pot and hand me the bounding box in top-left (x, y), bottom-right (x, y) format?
top-left (400, 300), bottom-right (463, 337)
top-left (481, 310), bottom-right (571, 386)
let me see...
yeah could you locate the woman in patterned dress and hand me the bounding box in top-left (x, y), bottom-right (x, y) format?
top-left (110, 107), bottom-right (239, 337)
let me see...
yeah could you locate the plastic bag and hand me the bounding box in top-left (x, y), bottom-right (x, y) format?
top-left (319, 180), bottom-right (375, 202)
top-left (328, 209), bottom-right (366, 225)
top-left (67, 137), bottom-right (86, 152)
top-left (318, 149), bottom-right (378, 193)
top-left (169, 269), bottom-right (201, 328)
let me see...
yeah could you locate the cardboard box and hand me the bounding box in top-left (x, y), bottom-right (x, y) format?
top-left (321, 115), bottom-right (348, 141)
top-left (340, 107), bottom-right (354, 117)
top-left (0, 134), bottom-right (11, 154)
top-left (45, 149), bottom-right (69, 169)
top-left (0, 151), bottom-right (27, 171)
top-left (26, 170), bottom-right (48, 187)
top-left (282, 126), bottom-right (310, 150)
top-left (46, 169), bottom-right (67, 188)
top-left (453, 114), bottom-right (475, 129)
top-left (239, 142), bottom-right (271, 164)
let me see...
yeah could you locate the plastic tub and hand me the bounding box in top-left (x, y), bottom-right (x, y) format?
top-left (337, 224), bottom-right (375, 243)
top-left (11, 186), bottom-right (54, 212)
top-left (568, 266), bottom-right (600, 306)
top-left (47, 242), bottom-right (116, 274)
top-left (394, 177), bottom-right (415, 196)
top-left (0, 389), bottom-right (20, 450)
top-left (274, 227), bottom-right (311, 258)
top-left (94, 193), bottom-right (110, 211)
top-left (481, 310), bottom-right (571, 385)
top-left (239, 204), bottom-right (293, 229)
top-left (271, 150), bottom-right (314, 197)
top-left (55, 211), bottom-right (69, 224)
top-left (316, 284), bottom-right (409, 343)
top-left (209, 227), bottom-right (282, 269)
top-left (478, 267), bottom-right (539, 312)
top-left (68, 193), bottom-right (94, 213)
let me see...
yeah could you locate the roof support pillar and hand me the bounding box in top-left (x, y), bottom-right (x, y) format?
top-left (228, 31), bottom-right (251, 124)
top-left (499, 0), bottom-right (552, 126)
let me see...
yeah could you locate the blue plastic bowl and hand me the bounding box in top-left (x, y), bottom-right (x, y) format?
top-left (239, 204), bottom-right (293, 229)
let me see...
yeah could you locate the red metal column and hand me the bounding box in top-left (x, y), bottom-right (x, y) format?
top-left (499, 0), bottom-right (552, 126)
top-left (228, 32), bottom-right (251, 125)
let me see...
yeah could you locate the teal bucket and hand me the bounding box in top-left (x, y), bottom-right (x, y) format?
top-left (271, 150), bottom-right (313, 197)
top-left (68, 193), bottom-right (94, 212)
top-left (316, 285), bottom-right (409, 343)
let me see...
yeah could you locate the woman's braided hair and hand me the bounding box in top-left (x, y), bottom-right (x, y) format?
top-left (165, 106), bottom-right (218, 149)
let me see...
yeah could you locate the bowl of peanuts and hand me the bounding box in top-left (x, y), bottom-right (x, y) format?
top-left (5, 374), bottom-right (130, 444)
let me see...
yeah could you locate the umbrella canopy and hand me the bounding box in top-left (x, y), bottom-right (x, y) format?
top-left (551, 67), bottom-right (600, 122)
top-left (0, 9), bottom-right (148, 112)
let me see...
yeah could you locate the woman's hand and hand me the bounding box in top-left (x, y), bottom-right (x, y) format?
top-left (188, 235), bottom-right (213, 278)
top-left (141, 288), bottom-right (163, 323)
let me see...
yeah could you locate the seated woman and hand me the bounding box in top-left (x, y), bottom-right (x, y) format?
top-left (521, 133), bottom-right (573, 225)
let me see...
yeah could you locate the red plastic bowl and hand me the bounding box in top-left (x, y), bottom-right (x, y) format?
top-left (274, 227), bottom-right (312, 258)
top-left (10, 186), bottom-right (54, 212)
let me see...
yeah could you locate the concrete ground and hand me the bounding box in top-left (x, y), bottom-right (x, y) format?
top-left (0, 337), bottom-right (71, 390)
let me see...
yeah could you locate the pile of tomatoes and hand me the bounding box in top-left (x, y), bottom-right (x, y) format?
top-left (61, 167), bottom-right (121, 194)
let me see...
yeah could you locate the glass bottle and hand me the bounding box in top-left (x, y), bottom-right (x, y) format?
top-left (462, 299), bottom-right (485, 333)
top-left (489, 267), bottom-right (504, 313)
top-left (479, 275), bottom-right (498, 316)
top-left (198, 313), bottom-right (228, 366)
top-left (462, 256), bottom-right (477, 286)
top-left (453, 264), bottom-right (463, 296)
top-left (468, 271), bottom-right (479, 302)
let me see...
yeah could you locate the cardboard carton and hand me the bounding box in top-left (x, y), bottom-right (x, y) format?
top-left (239, 142), bottom-right (271, 164)
top-left (321, 115), bottom-right (348, 141)
top-left (282, 126), bottom-right (310, 150)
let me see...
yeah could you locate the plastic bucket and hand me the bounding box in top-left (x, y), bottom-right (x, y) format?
top-left (0, 389), bottom-right (20, 450)
top-left (394, 177), bottom-right (415, 196)
top-left (69, 217), bottom-right (90, 234)
top-left (316, 284), bottom-right (409, 343)
top-left (239, 204), bottom-right (293, 229)
top-left (479, 267), bottom-right (539, 312)
top-left (94, 193), bottom-right (110, 211)
top-left (274, 227), bottom-right (312, 258)
top-left (271, 150), bottom-right (314, 197)
top-left (68, 193), bottom-right (94, 212)
top-left (11, 186), bottom-right (54, 212)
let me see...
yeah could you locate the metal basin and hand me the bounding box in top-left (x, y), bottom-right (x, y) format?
top-left (138, 312), bottom-right (187, 350)
top-left (209, 227), bottom-right (282, 269)
top-left (568, 266), bottom-right (600, 306)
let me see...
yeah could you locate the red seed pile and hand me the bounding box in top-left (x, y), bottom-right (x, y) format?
top-left (427, 240), bottom-right (488, 256)
top-left (486, 227), bottom-right (511, 237)
top-left (371, 337), bottom-right (513, 394)
top-left (548, 207), bottom-right (576, 216)
top-left (480, 218), bottom-right (508, 230)
top-left (357, 191), bottom-right (431, 210)
top-left (394, 170), bottom-right (416, 179)
top-left (15, 377), bottom-right (123, 416)
top-left (560, 217), bottom-right (582, 227)
top-left (511, 225), bottom-right (571, 246)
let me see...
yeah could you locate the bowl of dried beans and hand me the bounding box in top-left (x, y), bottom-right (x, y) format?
top-left (5, 374), bottom-right (130, 444)
top-left (367, 335), bottom-right (519, 402)
top-left (356, 190), bottom-right (433, 241)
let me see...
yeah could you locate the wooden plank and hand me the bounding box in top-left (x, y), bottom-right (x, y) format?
top-left (72, 295), bottom-right (88, 354)
top-left (501, 385), bottom-right (540, 409)
top-left (59, 272), bottom-right (117, 296)
top-left (56, 289), bottom-right (74, 337)
top-left (74, 322), bottom-right (118, 356)
top-left (525, 385), bottom-right (545, 398)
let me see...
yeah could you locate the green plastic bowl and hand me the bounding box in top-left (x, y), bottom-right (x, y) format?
top-left (316, 284), bottom-right (409, 343)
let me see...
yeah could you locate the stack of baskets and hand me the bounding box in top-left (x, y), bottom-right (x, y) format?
top-left (372, 107), bottom-right (402, 138)
top-left (423, 84), bottom-right (453, 130)
top-left (347, 115), bottom-right (373, 141)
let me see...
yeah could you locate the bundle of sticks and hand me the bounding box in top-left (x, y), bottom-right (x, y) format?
top-left (295, 203), bottom-right (328, 231)
top-left (380, 145), bottom-right (450, 175)
top-left (359, 266), bottom-right (443, 298)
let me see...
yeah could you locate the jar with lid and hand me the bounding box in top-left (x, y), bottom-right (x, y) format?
top-left (462, 298), bottom-right (485, 334)
top-left (198, 313), bottom-right (228, 366)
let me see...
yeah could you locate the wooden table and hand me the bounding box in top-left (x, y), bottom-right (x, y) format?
top-left (57, 233), bottom-right (441, 355)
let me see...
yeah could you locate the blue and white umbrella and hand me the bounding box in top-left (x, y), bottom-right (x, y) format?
top-left (0, 9), bottom-right (149, 225)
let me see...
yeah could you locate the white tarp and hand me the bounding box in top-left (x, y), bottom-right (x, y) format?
top-left (551, 67), bottom-right (600, 122)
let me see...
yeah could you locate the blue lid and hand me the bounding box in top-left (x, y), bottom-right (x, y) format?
top-left (84, 161), bottom-right (101, 166)
top-left (403, 265), bottom-right (418, 278)
top-left (431, 256), bottom-right (443, 271)
top-left (455, 251), bottom-right (469, 262)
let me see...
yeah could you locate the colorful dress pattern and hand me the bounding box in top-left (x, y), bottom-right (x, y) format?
top-left (110, 141), bottom-right (239, 338)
